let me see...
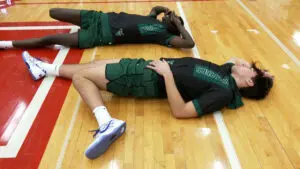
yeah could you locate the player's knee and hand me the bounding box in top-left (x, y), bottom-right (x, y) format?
top-left (49, 8), bottom-right (60, 19)
top-left (72, 73), bottom-right (85, 86)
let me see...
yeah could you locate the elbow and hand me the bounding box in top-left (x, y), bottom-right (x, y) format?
top-left (183, 41), bottom-right (195, 49)
top-left (49, 8), bottom-right (60, 19)
top-left (187, 41), bottom-right (195, 48)
top-left (171, 110), bottom-right (185, 119)
top-left (172, 113), bottom-right (182, 119)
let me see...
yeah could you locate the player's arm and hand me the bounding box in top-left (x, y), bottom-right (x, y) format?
top-left (149, 6), bottom-right (170, 17)
top-left (168, 12), bottom-right (195, 48)
top-left (146, 59), bottom-right (197, 118)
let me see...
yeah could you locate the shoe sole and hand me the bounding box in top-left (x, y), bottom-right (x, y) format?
top-left (85, 122), bottom-right (126, 159)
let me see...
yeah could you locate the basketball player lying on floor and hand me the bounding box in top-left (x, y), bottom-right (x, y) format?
top-left (0, 6), bottom-right (194, 49)
top-left (22, 51), bottom-right (274, 159)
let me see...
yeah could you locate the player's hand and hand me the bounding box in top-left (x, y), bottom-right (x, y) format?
top-left (153, 6), bottom-right (170, 14)
top-left (163, 7), bottom-right (170, 14)
top-left (170, 11), bottom-right (182, 27)
top-left (147, 59), bottom-right (172, 77)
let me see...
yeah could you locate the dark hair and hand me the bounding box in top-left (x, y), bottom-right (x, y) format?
top-left (239, 62), bottom-right (274, 100)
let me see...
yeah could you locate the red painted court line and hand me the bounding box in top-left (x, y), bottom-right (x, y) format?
top-left (0, 26), bottom-right (83, 169)
top-left (0, 29), bottom-right (71, 146)
top-left (15, 0), bottom-right (224, 5)
top-left (0, 5), bottom-right (9, 9)
top-left (2, 0), bottom-right (223, 10)
top-left (2, 0), bottom-right (224, 11)
top-left (0, 21), bottom-right (71, 27)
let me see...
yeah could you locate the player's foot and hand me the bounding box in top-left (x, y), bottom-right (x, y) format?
top-left (22, 51), bottom-right (46, 80)
top-left (85, 118), bottom-right (126, 159)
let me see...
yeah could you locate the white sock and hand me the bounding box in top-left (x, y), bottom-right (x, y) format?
top-left (40, 62), bottom-right (61, 76)
top-left (92, 106), bottom-right (112, 127)
top-left (24, 51), bottom-right (60, 76)
top-left (0, 41), bottom-right (13, 49)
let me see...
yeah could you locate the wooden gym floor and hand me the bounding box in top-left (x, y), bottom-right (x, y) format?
top-left (0, 0), bottom-right (299, 168)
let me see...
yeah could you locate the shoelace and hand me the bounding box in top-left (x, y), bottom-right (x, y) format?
top-left (89, 120), bottom-right (113, 138)
top-left (27, 56), bottom-right (47, 74)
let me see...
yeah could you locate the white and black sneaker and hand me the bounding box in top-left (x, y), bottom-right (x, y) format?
top-left (85, 118), bottom-right (126, 159)
top-left (22, 51), bottom-right (46, 81)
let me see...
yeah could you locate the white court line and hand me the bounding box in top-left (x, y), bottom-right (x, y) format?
top-left (91, 47), bottom-right (98, 61)
top-left (0, 26), bottom-right (79, 30)
top-left (236, 0), bottom-right (300, 67)
top-left (55, 47), bottom-right (97, 169)
top-left (214, 112), bottom-right (242, 168)
top-left (177, 2), bottom-right (242, 169)
top-left (55, 98), bottom-right (82, 169)
top-left (0, 26), bottom-right (78, 158)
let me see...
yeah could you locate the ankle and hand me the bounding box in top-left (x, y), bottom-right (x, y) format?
top-left (93, 106), bottom-right (112, 127)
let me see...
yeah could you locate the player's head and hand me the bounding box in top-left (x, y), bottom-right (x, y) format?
top-left (234, 62), bottom-right (274, 100)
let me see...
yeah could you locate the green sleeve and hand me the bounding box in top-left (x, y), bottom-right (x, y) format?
top-left (163, 35), bottom-right (176, 46)
top-left (192, 100), bottom-right (203, 117)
